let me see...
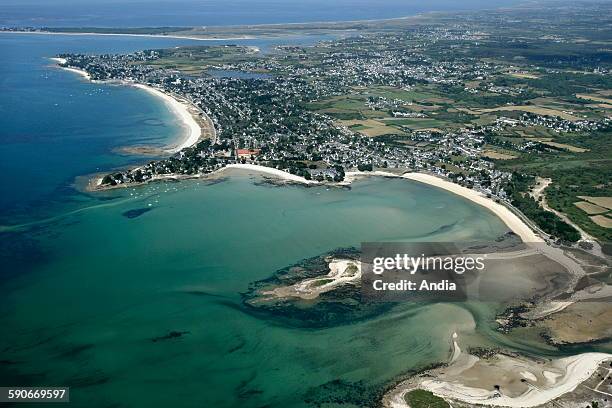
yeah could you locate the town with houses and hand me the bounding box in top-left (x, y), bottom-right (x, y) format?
top-left (55, 9), bottom-right (611, 242)
top-left (57, 50), bottom-right (498, 189)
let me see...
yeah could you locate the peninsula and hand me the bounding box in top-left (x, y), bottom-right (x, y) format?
top-left (45, 1), bottom-right (610, 249)
top-left (34, 3), bottom-right (612, 406)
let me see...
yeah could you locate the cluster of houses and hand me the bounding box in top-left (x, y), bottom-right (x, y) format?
top-left (60, 24), bottom-right (604, 199)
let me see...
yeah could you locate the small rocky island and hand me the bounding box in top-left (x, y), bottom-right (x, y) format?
top-left (242, 248), bottom-right (395, 328)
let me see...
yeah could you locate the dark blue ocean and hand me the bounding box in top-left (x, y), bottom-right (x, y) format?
top-left (2, 0), bottom-right (521, 28)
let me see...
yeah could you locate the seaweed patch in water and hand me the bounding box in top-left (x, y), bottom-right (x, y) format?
top-left (304, 379), bottom-right (382, 408)
top-left (201, 177), bottom-right (229, 186)
top-left (151, 330), bottom-right (190, 343)
top-left (58, 343), bottom-right (95, 358)
top-left (122, 207), bottom-right (153, 219)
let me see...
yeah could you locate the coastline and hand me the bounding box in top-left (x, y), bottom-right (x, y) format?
top-left (219, 163), bottom-right (319, 184)
top-left (402, 173), bottom-right (543, 243)
top-left (420, 353), bottom-right (612, 407)
top-left (220, 166), bottom-right (546, 243)
top-left (0, 8), bottom-right (452, 37)
top-left (47, 36), bottom-right (545, 246)
top-left (3, 30), bottom-right (253, 41)
top-left (130, 84), bottom-right (203, 153)
top-left (51, 58), bottom-right (208, 153)
top-left (88, 163), bottom-right (543, 243)
top-left (3, 8), bottom-right (610, 408)
top-left (51, 39), bottom-right (552, 246)
top-left (49, 57), bottom-right (91, 80)
top-left (343, 170), bottom-right (543, 243)
top-left (384, 332), bottom-right (612, 408)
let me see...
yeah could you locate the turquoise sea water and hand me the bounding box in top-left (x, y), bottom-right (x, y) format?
top-left (0, 33), bottom-right (202, 224)
top-left (1, 173), bottom-right (517, 407)
top-left (0, 33), bottom-right (584, 407)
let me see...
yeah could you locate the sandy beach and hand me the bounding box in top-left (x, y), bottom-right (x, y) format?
top-left (384, 331), bottom-right (612, 408)
top-left (50, 57), bottom-right (92, 80)
top-left (418, 353), bottom-right (612, 407)
top-left (130, 84), bottom-right (203, 152)
top-left (95, 163), bottom-right (543, 243)
top-left (403, 173), bottom-right (543, 243)
top-left (51, 58), bottom-right (206, 152)
top-left (220, 166), bottom-right (543, 243)
top-left (50, 57), bottom-right (549, 246)
top-left (220, 163), bottom-right (319, 184)
top-left (261, 258), bottom-right (361, 301)
top-left (344, 171), bottom-right (543, 243)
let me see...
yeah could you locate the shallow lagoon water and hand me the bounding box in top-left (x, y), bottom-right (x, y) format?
top-left (0, 173), bottom-right (520, 407)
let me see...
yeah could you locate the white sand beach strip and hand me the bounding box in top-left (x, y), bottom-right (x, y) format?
top-left (221, 164), bottom-right (318, 184)
top-left (384, 333), bottom-right (611, 408)
top-left (343, 171), bottom-right (542, 243)
top-left (220, 168), bottom-right (542, 243)
top-left (131, 84), bottom-right (202, 152)
top-left (4, 30), bottom-right (252, 41)
top-left (49, 57), bottom-right (67, 64)
top-left (402, 173), bottom-right (543, 243)
top-left (50, 58), bottom-right (203, 152)
top-left (50, 57), bottom-right (92, 80)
